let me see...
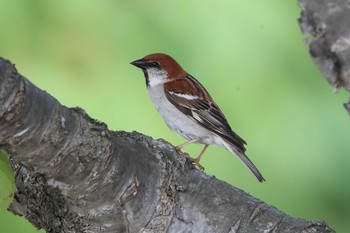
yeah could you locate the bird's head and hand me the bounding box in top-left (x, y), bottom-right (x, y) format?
top-left (131, 53), bottom-right (186, 87)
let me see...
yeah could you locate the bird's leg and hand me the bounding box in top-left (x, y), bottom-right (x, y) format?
top-left (193, 144), bottom-right (209, 164)
top-left (190, 145), bottom-right (209, 171)
top-left (175, 140), bottom-right (207, 171)
top-left (175, 139), bottom-right (198, 152)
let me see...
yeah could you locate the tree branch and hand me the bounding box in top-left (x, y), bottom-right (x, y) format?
top-left (0, 58), bottom-right (334, 232)
top-left (298, 0), bottom-right (350, 115)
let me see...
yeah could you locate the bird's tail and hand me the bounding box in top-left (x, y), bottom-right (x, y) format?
top-left (223, 141), bottom-right (265, 182)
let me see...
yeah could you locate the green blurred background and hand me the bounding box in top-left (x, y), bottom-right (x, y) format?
top-left (0, 0), bottom-right (349, 232)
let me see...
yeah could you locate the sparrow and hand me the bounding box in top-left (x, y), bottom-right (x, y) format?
top-left (131, 53), bottom-right (265, 182)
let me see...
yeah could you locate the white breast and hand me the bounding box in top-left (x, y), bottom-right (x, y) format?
top-left (147, 85), bottom-right (220, 145)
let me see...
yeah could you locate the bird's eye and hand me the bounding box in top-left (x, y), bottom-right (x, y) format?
top-left (149, 61), bottom-right (160, 68)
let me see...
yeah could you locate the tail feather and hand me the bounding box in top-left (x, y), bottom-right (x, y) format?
top-left (224, 142), bottom-right (265, 182)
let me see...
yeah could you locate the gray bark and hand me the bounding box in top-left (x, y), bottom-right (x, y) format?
top-left (298, 0), bottom-right (350, 115)
top-left (0, 58), bottom-right (335, 233)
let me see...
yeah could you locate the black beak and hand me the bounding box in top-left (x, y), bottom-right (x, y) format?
top-left (130, 58), bottom-right (147, 69)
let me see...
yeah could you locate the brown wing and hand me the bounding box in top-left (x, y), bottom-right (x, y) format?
top-left (164, 74), bottom-right (247, 152)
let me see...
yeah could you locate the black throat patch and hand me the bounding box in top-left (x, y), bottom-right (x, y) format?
top-left (143, 70), bottom-right (150, 87)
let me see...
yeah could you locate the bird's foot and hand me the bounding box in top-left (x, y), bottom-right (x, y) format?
top-left (192, 160), bottom-right (205, 171)
top-left (175, 147), bottom-right (205, 171)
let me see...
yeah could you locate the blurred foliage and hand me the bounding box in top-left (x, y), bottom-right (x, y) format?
top-left (0, 153), bottom-right (14, 214)
top-left (0, 0), bottom-right (349, 232)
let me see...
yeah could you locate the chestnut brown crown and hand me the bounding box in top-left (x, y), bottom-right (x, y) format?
top-left (131, 53), bottom-right (186, 80)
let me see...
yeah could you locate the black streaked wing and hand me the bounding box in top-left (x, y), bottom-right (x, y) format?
top-left (164, 75), bottom-right (246, 152)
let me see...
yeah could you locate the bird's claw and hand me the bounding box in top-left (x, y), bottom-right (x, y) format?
top-left (193, 161), bottom-right (205, 171)
top-left (175, 148), bottom-right (205, 171)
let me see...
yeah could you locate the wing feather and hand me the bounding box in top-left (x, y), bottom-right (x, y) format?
top-left (164, 75), bottom-right (246, 152)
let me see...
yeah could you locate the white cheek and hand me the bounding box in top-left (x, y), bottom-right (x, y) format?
top-left (147, 68), bottom-right (168, 87)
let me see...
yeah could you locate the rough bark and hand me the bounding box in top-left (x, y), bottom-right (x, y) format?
top-left (298, 0), bottom-right (350, 115)
top-left (0, 57), bottom-right (335, 233)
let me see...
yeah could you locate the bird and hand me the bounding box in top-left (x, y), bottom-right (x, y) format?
top-left (131, 53), bottom-right (265, 182)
